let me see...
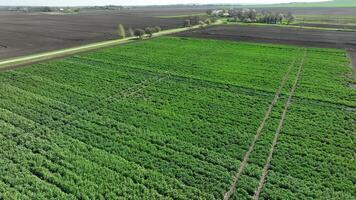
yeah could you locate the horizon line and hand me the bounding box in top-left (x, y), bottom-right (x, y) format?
top-left (0, 1), bottom-right (332, 7)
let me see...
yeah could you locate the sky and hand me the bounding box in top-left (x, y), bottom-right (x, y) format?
top-left (0, 0), bottom-right (329, 6)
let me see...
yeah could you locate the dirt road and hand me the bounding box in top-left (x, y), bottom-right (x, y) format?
top-left (347, 49), bottom-right (356, 88)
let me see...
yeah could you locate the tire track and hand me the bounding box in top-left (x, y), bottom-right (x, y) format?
top-left (253, 50), bottom-right (307, 200)
top-left (223, 59), bottom-right (296, 200)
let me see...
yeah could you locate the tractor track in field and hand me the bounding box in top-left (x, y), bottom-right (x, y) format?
top-left (346, 48), bottom-right (356, 88)
top-left (112, 75), bottom-right (170, 99)
top-left (253, 50), bottom-right (307, 200)
top-left (223, 59), bottom-right (296, 200)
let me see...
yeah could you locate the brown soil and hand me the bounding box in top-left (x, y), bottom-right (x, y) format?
top-left (0, 9), bottom-right (192, 60)
top-left (176, 25), bottom-right (356, 49)
top-left (294, 23), bottom-right (356, 30)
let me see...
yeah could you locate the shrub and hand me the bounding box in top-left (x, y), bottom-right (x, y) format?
top-left (134, 29), bottom-right (145, 39)
top-left (145, 27), bottom-right (154, 37)
top-left (154, 26), bottom-right (162, 32)
top-left (204, 19), bottom-right (211, 25)
top-left (184, 20), bottom-right (191, 27)
top-left (128, 28), bottom-right (134, 37)
top-left (117, 24), bottom-right (126, 39)
top-left (210, 17), bottom-right (218, 23)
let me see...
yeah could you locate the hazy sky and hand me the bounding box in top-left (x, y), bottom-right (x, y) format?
top-left (0, 0), bottom-right (328, 6)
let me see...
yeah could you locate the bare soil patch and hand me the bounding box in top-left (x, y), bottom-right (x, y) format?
top-left (176, 25), bottom-right (356, 49)
top-left (294, 23), bottom-right (356, 30)
top-left (0, 10), bottom-right (191, 60)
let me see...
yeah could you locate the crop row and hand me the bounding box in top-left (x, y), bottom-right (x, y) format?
top-left (79, 37), bottom-right (299, 93)
top-left (2, 36), bottom-right (352, 199)
top-left (259, 48), bottom-right (355, 199)
top-left (0, 52), bottom-right (285, 199)
top-left (220, 46), bottom-right (355, 200)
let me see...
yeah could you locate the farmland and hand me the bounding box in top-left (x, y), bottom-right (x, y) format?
top-left (246, 0), bottom-right (356, 8)
top-left (0, 9), bottom-right (199, 60)
top-left (1, 5), bottom-right (356, 60)
top-left (0, 36), bottom-right (355, 199)
top-left (176, 25), bottom-right (356, 49)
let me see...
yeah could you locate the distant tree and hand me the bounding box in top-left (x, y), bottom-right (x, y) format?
top-left (227, 8), bottom-right (294, 25)
top-left (235, 9), bottom-right (246, 21)
top-left (276, 13), bottom-right (284, 24)
top-left (243, 18), bottom-right (252, 23)
top-left (206, 10), bottom-right (213, 16)
top-left (191, 16), bottom-right (200, 25)
top-left (184, 19), bottom-right (191, 27)
top-left (42, 6), bottom-right (52, 12)
top-left (204, 18), bottom-right (211, 25)
top-left (117, 24), bottom-right (126, 39)
top-left (151, 27), bottom-right (159, 34)
top-left (134, 29), bottom-right (145, 39)
top-left (286, 12), bottom-right (295, 24)
top-left (228, 9), bottom-right (238, 18)
top-left (259, 12), bottom-right (276, 24)
top-left (219, 9), bottom-right (229, 17)
top-left (128, 27), bottom-right (134, 37)
top-left (248, 9), bottom-right (257, 22)
top-left (154, 26), bottom-right (162, 32)
top-left (145, 27), bottom-right (154, 37)
top-left (210, 17), bottom-right (218, 23)
top-left (272, 14), bottom-right (278, 24)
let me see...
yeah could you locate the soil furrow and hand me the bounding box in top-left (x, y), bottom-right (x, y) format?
top-left (252, 50), bottom-right (307, 200)
top-left (223, 59), bottom-right (296, 200)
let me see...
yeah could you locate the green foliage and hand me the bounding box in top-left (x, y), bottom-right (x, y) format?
top-left (144, 27), bottom-right (155, 37)
top-left (204, 19), bottom-right (211, 25)
top-left (286, 12), bottom-right (295, 24)
top-left (0, 37), bottom-right (354, 199)
top-left (184, 19), bottom-right (191, 27)
top-left (134, 28), bottom-right (145, 38)
top-left (154, 26), bottom-right (162, 32)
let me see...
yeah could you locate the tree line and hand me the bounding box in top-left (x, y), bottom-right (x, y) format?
top-left (183, 17), bottom-right (217, 28)
top-left (207, 8), bottom-right (295, 24)
top-left (117, 16), bottom-right (218, 39)
top-left (117, 24), bottom-right (162, 39)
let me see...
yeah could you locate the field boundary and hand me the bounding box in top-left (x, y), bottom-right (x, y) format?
top-left (0, 22), bottom-right (221, 72)
top-left (223, 59), bottom-right (295, 200)
top-left (252, 50), bottom-right (307, 200)
top-left (223, 21), bottom-right (356, 32)
top-left (156, 13), bottom-right (207, 19)
top-left (346, 48), bottom-right (356, 80)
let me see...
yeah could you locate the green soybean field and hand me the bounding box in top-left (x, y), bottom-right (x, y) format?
top-left (0, 37), bottom-right (355, 200)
